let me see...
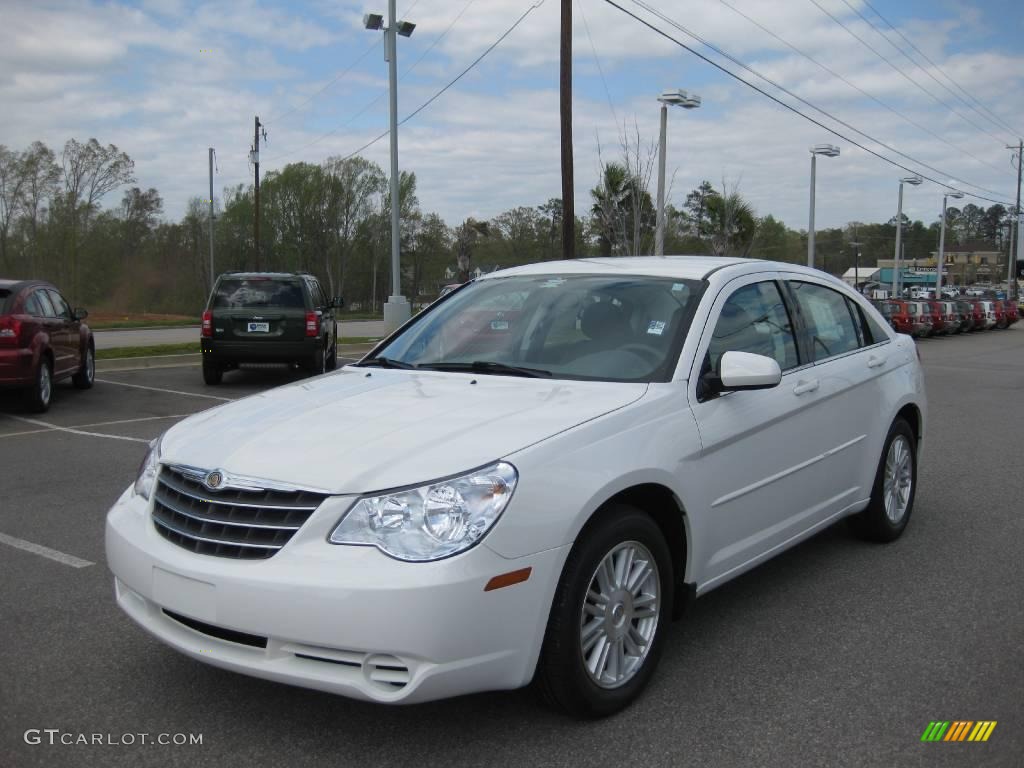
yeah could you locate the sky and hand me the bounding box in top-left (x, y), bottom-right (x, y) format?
top-left (2, 0), bottom-right (1023, 234)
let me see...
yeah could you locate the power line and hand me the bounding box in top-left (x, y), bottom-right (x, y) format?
top-left (334, 1), bottom-right (548, 163)
top-left (261, 0), bottom-right (481, 165)
top-left (577, 0), bottom-right (619, 126)
top-left (626, 0), bottom-right (1010, 202)
top-left (806, 0), bottom-right (1010, 146)
top-left (859, 0), bottom-right (1021, 139)
top-left (600, 0), bottom-right (1013, 206)
top-left (716, 0), bottom-right (1007, 178)
top-left (264, 39), bottom-right (381, 125)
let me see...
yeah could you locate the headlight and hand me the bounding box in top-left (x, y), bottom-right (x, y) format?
top-left (329, 462), bottom-right (518, 562)
top-left (133, 436), bottom-right (162, 500)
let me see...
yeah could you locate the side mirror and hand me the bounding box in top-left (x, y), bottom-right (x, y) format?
top-left (704, 351), bottom-right (782, 397)
top-left (332, 296), bottom-right (344, 309)
top-left (73, 307), bottom-right (89, 321)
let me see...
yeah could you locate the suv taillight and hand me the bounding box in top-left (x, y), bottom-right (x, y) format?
top-left (305, 311), bottom-right (318, 337)
top-left (0, 315), bottom-right (21, 345)
top-left (201, 310), bottom-right (213, 338)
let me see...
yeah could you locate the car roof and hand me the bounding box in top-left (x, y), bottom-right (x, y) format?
top-left (217, 272), bottom-right (307, 280)
top-left (0, 279), bottom-right (54, 292)
top-left (478, 256), bottom-right (836, 283)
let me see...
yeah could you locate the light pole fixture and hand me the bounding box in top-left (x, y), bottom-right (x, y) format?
top-left (365, 1), bottom-right (415, 332)
top-left (655, 88), bottom-right (701, 256)
top-left (935, 189), bottom-right (964, 298)
top-left (892, 175), bottom-right (923, 297)
top-left (807, 144), bottom-right (840, 269)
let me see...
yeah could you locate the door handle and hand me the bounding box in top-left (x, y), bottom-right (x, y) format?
top-left (867, 355), bottom-right (887, 369)
top-left (792, 378), bottom-right (820, 395)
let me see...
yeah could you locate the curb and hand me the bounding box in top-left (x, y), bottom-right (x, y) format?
top-left (96, 344), bottom-right (378, 373)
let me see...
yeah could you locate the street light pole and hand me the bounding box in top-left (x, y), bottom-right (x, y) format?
top-left (935, 190), bottom-right (963, 298)
top-left (365, 4), bottom-right (416, 332)
top-left (892, 175), bottom-right (923, 297)
top-left (654, 89), bottom-right (700, 257)
top-left (807, 144), bottom-right (840, 269)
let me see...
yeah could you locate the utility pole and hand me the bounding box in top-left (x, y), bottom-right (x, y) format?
top-left (560, 0), bottom-right (575, 259)
top-left (850, 237), bottom-right (862, 293)
top-left (208, 148), bottom-right (215, 290)
top-left (252, 116), bottom-right (265, 269)
top-left (1008, 139), bottom-right (1023, 299)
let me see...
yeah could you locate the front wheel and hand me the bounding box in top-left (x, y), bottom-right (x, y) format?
top-left (535, 505), bottom-right (673, 718)
top-left (849, 418), bottom-right (917, 542)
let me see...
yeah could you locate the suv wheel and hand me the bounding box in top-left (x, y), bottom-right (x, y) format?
top-left (26, 357), bottom-right (53, 413)
top-left (325, 339), bottom-right (337, 371)
top-left (535, 504), bottom-right (672, 718)
top-left (72, 345), bottom-right (95, 389)
top-left (307, 345), bottom-right (326, 376)
top-left (202, 359), bottom-right (223, 385)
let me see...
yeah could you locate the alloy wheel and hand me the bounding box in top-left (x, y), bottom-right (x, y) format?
top-left (883, 435), bottom-right (913, 523)
top-left (579, 540), bottom-right (660, 689)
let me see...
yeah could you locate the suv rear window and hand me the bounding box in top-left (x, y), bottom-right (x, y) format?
top-left (212, 279), bottom-right (306, 309)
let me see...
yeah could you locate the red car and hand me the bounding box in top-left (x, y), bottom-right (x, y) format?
top-left (992, 300), bottom-right (1009, 329)
top-left (1005, 301), bottom-right (1020, 326)
top-left (0, 279), bottom-right (94, 412)
top-left (919, 300), bottom-right (945, 336)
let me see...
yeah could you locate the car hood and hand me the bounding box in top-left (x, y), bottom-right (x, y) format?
top-left (160, 367), bottom-right (648, 494)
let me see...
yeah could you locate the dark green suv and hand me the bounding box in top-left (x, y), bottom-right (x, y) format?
top-left (200, 272), bottom-right (340, 385)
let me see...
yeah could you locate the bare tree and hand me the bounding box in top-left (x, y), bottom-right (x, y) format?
top-left (0, 145), bottom-right (27, 270)
top-left (18, 142), bottom-right (61, 274)
top-left (454, 218), bottom-right (489, 282)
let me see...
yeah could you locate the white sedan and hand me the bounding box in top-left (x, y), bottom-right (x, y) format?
top-left (106, 257), bottom-right (925, 717)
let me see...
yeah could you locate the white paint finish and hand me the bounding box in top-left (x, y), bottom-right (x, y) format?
top-left (0, 532), bottom-right (94, 568)
top-left (104, 257), bottom-right (927, 705)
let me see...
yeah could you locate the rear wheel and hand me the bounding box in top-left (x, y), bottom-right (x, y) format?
top-left (325, 338), bottom-right (337, 371)
top-left (26, 357), bottom-right (53, 413)
top-left (535, 505), bottom-right (672, 718)
top-left (307, 344), bottom-right (326, 376)
top-left (72, 345), bottom-right (95, 389)
top-left (849, 418), bottom-right (916, 542)
top-left (202, 359), bottom-right (223, 385)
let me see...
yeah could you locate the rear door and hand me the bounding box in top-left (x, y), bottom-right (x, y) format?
top-left (210, 277), bottom-right (308, 343)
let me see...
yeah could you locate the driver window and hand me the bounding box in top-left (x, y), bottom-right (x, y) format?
top-left (707, 281), bottom-right (799, 372)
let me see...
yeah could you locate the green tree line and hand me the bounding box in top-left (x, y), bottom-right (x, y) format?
top-left (0, 137), bottom-right (1015, 314)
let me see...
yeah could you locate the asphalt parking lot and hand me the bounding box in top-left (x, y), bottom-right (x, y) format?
top-left (2, 331), bottom-right (1022, 768)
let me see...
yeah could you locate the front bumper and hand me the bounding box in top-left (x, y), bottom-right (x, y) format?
top-left (106, 487), bottom-right (567, 704)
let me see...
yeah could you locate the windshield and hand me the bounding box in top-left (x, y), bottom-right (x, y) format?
top-left (368, 274), bottom-right (704, 382)
top-left (212, 278), bottom-right (305, 309)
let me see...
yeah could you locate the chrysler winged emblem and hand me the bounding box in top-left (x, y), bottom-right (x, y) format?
top-left (205, 471), bottom-right (224, 490)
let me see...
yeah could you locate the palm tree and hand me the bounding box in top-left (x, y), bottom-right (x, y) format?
top-left (706, 191), bottom-right (756, 256)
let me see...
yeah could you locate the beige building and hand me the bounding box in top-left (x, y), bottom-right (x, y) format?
top-left (877, 244), bottom-right (1006, 284)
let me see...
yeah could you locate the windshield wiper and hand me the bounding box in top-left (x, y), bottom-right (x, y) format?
top-left (417, 361), bottom-right (552, 378)
top-left (355, 356), bottom-right (417, 370)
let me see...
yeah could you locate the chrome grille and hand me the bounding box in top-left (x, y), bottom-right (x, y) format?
top-left (151, 465), bottom-right (328, 560)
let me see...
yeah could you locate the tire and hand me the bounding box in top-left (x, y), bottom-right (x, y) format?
top-left (26, 357), bottom-right (53, 413)
top-left (325, 337), bottom-right (337, 371)
top-left (535, 504), bottom-right (673, 718)
top-left (202, 359), bottom-right (223, 385)
top-left (848, 418), bottom-right (917, 543)
top-left (307, 344), bottom-right (326, 376)
top-left (72, 344), bottom-right (95, 389)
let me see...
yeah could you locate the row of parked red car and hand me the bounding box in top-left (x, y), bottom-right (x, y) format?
top-left (872, 297), bottom-right (1020, 337)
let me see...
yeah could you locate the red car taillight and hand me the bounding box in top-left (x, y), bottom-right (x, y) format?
top-left (0, 315), bottom-right (21, 345)
top-left (305, 311), bottom-right (318, 337)
top-left (201, 310), bottom-right (213, 338)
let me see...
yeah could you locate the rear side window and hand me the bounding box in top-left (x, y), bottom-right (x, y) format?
top-left (851, 298), bottom-right (890, 344)
top-left (790, 282), bottom-right (861, 362)
top-left (23, 292), bottom-right (43, 316)
top-left (35, 290), bottom-right (57, 318)
top-left (212, 279), bottom-right (306, 309)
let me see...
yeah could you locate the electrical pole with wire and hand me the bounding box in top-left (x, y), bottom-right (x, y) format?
top-left (252, 116), bottom-right (266, 270)
top-left (1008, 140), bottom-right (1023, 299)
top-left (208, 147), bottom-right (215, 291)
top-left (560, 0), bottom-right (575, 259)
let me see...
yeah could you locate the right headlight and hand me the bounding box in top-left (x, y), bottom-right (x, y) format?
top-left (133, 435), bottom-right (162, 500)
top-left (329, 462), bottom-right (518, 562)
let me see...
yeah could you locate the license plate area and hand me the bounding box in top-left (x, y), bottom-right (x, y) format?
top-left (248, 322), bottom-right (270, 333)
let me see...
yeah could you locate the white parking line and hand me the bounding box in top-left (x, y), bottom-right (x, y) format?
top-left (6, 415), bottom-right (150, 443)
top-left (95, 378), bottom-right (234, 402)
top-left (0, 532), bottom-right (95, 568)
top-left (72, 414), bottom-right (193, 429)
